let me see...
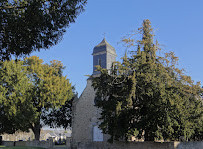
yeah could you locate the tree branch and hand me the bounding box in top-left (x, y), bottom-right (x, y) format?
top-left (0, 5), bottom-right (27, 10)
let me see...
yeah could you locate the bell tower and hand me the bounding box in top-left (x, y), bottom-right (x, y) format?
top-left (72, 38), bottom-right (117, 144)
top-left (92, 38), bottom-right (117, 75)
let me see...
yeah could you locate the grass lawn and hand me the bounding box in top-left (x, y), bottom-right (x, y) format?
top-left (0, 146), bottom-right (44, 149)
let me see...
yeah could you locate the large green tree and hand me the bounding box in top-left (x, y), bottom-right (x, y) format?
top-left (0, 0), bottom-right (87, 60)
top-left (41, 93), bottom-right (75, 129)
top-left (0, 56), bottom-right (73, 140)
top-left (92, 20), bottom-right (203, 142)
top-left (0, 60), bottom-right (33, 134)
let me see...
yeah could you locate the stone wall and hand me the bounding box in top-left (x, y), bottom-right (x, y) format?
top-left (72, 78), bottom-right (109, 143)
top-left (2, 140), bottom-right (53, 149)
top-left (74, 141), bottom-right (203, 149)
top-left (3, 140), bottom-right (202, 149)
top-left (175, 141), bottom-right (203, 149)
top-left (1, 129), bottom-right (56, 141)
top-left (1, 130), bottom-right (34, 141)
top-left (2, 141), bottom-right (14, 146)
top-left (72, 78), bottom-right (96, 143)
top-left (106, 51), bottom-right (116, 70)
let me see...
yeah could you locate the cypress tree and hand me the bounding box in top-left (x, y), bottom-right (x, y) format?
top-left (92, 19), bottom-right (203, 142)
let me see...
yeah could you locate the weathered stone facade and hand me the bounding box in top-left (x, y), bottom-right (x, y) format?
top-left (72, 39), bottom-right (116, 144)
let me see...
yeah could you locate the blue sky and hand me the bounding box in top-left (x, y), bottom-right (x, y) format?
top-left (31, 0), bottom-right (203, 96)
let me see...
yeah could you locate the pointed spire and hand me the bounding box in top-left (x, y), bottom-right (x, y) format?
top-left (93, 38), bottom-right (116, 56)
top-left (92, 38), bottom-right (117, 75)
top-left (95, 38), bottom-right (107, 47)
top-left (101, 37), bottom-right (107, 43)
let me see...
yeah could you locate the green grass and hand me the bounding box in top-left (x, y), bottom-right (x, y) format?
top-left (0, 146), bottom-right (44, 149)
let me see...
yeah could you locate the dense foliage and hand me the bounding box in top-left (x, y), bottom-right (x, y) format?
top-left (0, 60), bottom-right (32, 134)
top-left (0, 0), bottom-right (87, 60)
top-left (0, 56), bottom-right (73, 140)
top-left (92, 20), bottom-right (203, 142)
top-left (41, 93), bottom-right (75, 129)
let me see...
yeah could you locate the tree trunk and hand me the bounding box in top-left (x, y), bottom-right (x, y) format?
top-left (144, 129), bottom-right (153, 141)
top-left (32, 122), bottom-right (41, 141)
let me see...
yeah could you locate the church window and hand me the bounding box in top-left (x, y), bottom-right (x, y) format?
top-left (98, 58), bottom-right (101, 66)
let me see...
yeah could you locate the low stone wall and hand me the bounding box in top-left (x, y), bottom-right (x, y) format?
top-left (2, 141), bottom-right (14, 146)
top-left (74, 141), bottom-right (203, 149)
top-left (3, 140), bottom-right (203, 149)
top-left (17, 140), bottom-right (53, 148)
top-left (2, 140), bottom-right (53, 149)
top-left (175, 141), bottom-right (203, 149)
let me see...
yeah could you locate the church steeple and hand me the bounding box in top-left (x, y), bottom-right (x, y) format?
top-left (92, 38), bottom-right (117, 75)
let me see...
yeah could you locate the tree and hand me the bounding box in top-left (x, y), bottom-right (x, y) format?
top-left (41, 92), bottom-right (75, 129)
top-left (0, 56), bottom-right (73, 140)
top-left (0, 60), bottom-right (33, 134)
top-left (0, 0), bottom-right (87, 60)
top-left (92, 20), bottom-right (203, 142)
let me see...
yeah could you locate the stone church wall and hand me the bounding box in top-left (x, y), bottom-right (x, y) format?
top-left (72, 78), bottom-right (98, 143)
top-left (72, 78), bottom-right (110, 144)
top-left (106, 51), bottom-right (116, 70)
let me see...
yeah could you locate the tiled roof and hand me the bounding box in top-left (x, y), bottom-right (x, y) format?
top-left (92, 38), bottom-right (116, 56)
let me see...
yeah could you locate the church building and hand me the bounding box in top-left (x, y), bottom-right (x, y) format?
top-left (72, 38), bottom-right (117, 144)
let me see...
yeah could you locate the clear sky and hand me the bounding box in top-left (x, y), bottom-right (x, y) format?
top-left (31, 0), bottom-right (203, 96)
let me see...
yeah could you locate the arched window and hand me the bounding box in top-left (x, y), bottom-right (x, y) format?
top-left (98, 58), bottom-right (101, 66)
